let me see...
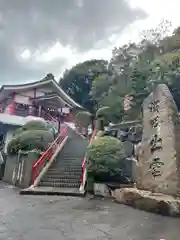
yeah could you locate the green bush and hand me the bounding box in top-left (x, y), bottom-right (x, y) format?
top-left (22, 120), bottom-right (48, 131)
top-left (7, 137), bottom-right (20, 155)
top-left (7, 130), bottom-right (54, 155)
top-left (86, 136), bottom-right (126, 181)
top-left (96, 131), bottom-right (104, 138)
top-left (13, 128), bottom-right (24, 137)
top-left (13, 120), bottom-right (48, 137)
top-left (7, 120), bottom-right (55, 155)
top-left (75, 111), bottom-right (92, 127)
top-left (19, 129), bottom-right (54, 150)
top-left (46, 122), bottom-right (58, 138)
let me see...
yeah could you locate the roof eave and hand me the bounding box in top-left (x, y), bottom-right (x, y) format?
top-left (0, 78), bottom-right (83, 109)
top-left (50, 80), bottom-right (83, 109)
top-left (33, 95), bottom-right (72, 108)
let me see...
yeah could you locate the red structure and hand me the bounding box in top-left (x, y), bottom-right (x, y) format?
top-left (0, 78), bottom-right (91, 193)
top-left (0, 78), bottom-right (83, 130)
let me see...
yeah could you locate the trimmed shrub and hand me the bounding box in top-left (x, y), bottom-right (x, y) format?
top-left (96, 106), bottom-right (110, 119)
top-left (87, 136), bottom-right (126, 182)
top-left (20, 129), bottom-right (54, 150)
top-left (7, 130), bottom-right (54, 155)
top-left (13, 128), bottom-right (24, 137)
top-left (13, 120), bottom-right (48, 137)
top-left (75, 111), bottom-right (92, 128)
top-left (96, 130), bottom-right (104, 138)
top-left (46, 122), bottom-right (58, 138)
top-left (7, 119), bottom-right (56, 155)
top-left (22, 120), bottom-right (48, 131)
top-left (7, 137), bottom-right (20, 155)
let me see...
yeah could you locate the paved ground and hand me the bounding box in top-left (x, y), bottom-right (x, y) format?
top-left (0, 182), bottom-right (180, 240)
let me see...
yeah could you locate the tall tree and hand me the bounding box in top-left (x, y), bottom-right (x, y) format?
top-left (59, 21), bottom-right (180, 124)
top-left (59, 59), bottom-right (110, 113)
top-left (140, 19), bottom-right (172, 46)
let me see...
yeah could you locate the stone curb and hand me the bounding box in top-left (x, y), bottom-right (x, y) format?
top-left (20, 187), bottom-right (85, 197)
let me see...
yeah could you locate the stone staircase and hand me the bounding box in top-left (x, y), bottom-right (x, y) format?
top-left (39, 153), bottom-right (82, 188)
top-left (38, 136), bottom-right (88, 194)
top-left (20, 127), bottom-right (88, 196)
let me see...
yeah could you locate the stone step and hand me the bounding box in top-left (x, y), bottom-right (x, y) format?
top-left (60, 162), bottom-right (82, 165)
top-left (60, 154), bottom-right (83, 157)
top-left (53, 158), bottom-right (82, 162)
top-left (59, 162), bottom-right (82, 165)
top-left (59, 153), bottom-right (84, 159)
top-left (46, 172), bottom-right (82, 176)
top-left (39, 181), bottom-right (80, 188)
top-left (54, 160), bottom-right (82, 165)
top-left (42, 174), bottom-right (81, 181)
top-left (54, 164), bottom-right (81, 168)
top-left (20, 187), bottom-right (85, 197)
top-left (48, 167), bottom-right (82, 172)
top-left (41, 178), bottom-right (81, 184)
top-left (59, 158), bottom-right (82, 161)
top-left (60, 154), bottom-right (82, 158)
top-left (44, 170), bottom-right (81, 176)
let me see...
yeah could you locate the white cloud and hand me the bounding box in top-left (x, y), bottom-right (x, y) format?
top-left (19, 0), bottom-right (180, 79)
top-left (74, 0), bottom-right (83, 8)
top-left (34, 42), bottom-right (74, 63)
top-left (130, 0), bottom-right (180, 26)
top-left (20, 49), bottom-right (31, 60)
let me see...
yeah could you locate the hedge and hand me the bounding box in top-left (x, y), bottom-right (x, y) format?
top-left (86, 136), bottom-right (126, 182)
top-left (7, 129), bottom-right (54, 155)
top-left (7, 120), bottom-right (56, 155)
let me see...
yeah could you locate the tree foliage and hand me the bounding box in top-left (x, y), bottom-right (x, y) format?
top-left (59, 21), bottom-right (180, 124)
top-left (75, 111), bottom-right (92, 128)
top-left (59, 59), bottom-right (109, 113)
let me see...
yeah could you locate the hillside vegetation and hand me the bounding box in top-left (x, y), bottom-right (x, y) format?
top-left (58, 20), bottom-right (180, 123)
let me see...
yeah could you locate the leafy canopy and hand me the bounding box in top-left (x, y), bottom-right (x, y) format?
top-left (58, 20), bottom-right (180, 123)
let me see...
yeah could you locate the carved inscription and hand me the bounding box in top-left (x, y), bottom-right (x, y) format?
top-left (148, 99), bottom-right (163, 177)
top-left (149, 156), bottom-right (164, 177)
top-left (150, 116), bottom-right (159, 128)
top-left (150, 134), bottom-right (162, 153)
top-left (148, 100), bottom-right (160, 113)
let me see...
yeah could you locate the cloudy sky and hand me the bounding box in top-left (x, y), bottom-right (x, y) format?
top-left (0, 0), bottom-right (179, 84)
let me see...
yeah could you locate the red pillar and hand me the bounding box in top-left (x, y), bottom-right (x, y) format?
top-left (9, 92), bottom-right (16, 115)
top-left (33, 88), bottom-right (36, 116)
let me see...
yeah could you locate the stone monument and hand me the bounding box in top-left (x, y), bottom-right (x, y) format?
top-left (136, 84), bottom-right (180, 196)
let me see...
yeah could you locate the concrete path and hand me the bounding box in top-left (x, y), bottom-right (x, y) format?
top-left (0, 182), bottom-right (179, 240)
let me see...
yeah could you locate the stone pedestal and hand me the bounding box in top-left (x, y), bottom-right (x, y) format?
top-left (114, 188), bottom-right (180, 217)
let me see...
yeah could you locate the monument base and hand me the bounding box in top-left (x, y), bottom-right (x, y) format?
top-left (114, 188), bottom-right (180, 217)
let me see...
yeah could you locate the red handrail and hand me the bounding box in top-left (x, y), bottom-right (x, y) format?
top-left (31, 126), bottom-right (68, 184)
top-left (42, 110), bottom-right (59, 124)
top-left (81, 129), bottom-right (97, 187)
